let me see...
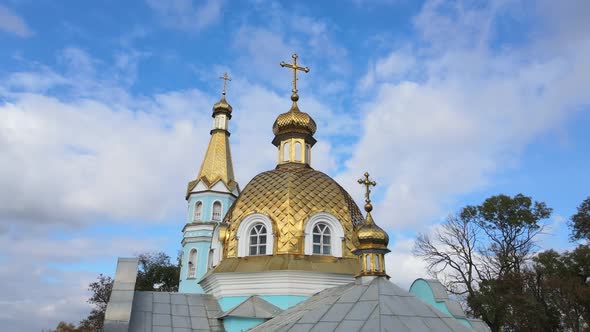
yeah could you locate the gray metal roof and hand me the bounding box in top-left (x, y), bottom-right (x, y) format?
top-left (219, 295), bottom-right (283, 319)
top-left (414, 279), bottom-right (490, 331)
top-left (128, 292), bottom-right (224, 332)
top-left (250, 277), bottom-right (477, 332)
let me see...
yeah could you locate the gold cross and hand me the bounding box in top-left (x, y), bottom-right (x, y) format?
top-left (280, 54), bottom-right (310, 94)
top-left (219, 72), bottom-right (231, 95)
top-left (358, 172), bottom-right (377, 204)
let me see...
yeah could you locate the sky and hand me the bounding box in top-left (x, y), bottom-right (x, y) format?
top-left (1, 0), bottom-right (589, 330)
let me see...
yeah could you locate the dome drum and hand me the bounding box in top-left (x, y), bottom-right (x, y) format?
top-left (272, 131), bottom-right (316, 147)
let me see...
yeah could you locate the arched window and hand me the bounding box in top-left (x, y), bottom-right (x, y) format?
top-left (282, 141), bottom-right (290, 162)
top-left (304, 213), bottom-right (345, 257)
top-left (306, 144), bottom-right (311, 163)
top-left (212, 201), bottom-right (222, 221)
top-left (249, 224), bottom-right (267, 256)
top-left (193, 201), bottom-right (202, 221)
top-left (294, 142), bottom-right (302, 162)
top-left (312, 223), bottom-right (331, 255)
top-left (236, 214), bottom-right (275, 257)
top-left (208, 249), bottom-right (214, 270)
top-left (187, 249), bottom-right (197, 278)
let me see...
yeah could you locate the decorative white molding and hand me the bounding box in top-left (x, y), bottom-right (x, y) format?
top-left (200, 270), bottom-right (354, 298)
top-left (236, 214), bottom-right (275, 257)
top-left (303, 212), bottom-right (344, 257)
top-left (211, 200), bottom-right (223, 221)
top-left (210, 181), bottom-right (230, 193)
top-left (209, 225), bottom-right (223, 269)
top-left (183, 223), bottom-right (215, 233)
top-left (187, 249), bottom-right (198, 279)
top-left (192, 181), bottom-right (208, 193)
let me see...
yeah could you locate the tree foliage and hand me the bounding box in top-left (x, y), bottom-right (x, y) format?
top-left (414, 193), bottom-right (553, 331)
top-left (571, 197), bottom-right (590, 242)
top-left (49, 251), bottom-right (179, 332)
top-left (135, 251), bottom-right (180, 292)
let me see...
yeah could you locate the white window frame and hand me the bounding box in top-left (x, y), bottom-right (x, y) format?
top-left (304, 212), bottom-right (344, 257)
top-left (187, 248), bottom-right (197, 279)
top-left (212, 201), bottom-right (223, 221)
top-left (236, 214), bottom-right (274, 257)
top-left (193, 201), bottom-right (203, 222)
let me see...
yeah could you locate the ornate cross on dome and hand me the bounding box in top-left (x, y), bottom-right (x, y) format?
top-left (219, 72), bottom-right (231, 95)
top-left (280, 54), bottom-right (310, 95)
top-left (358, 172), bottom-right (377, 205)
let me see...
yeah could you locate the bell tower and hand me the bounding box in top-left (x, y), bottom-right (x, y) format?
top-left (179, 73), bottom-right (239, 293)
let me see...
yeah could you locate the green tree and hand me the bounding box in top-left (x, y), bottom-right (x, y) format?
top-left (414, 194), bottom-right (552, 332)
top-left (78, 274), bottom-right (113, 331)
top-left (531, 247), bottom-right (590, 331)
top-left (571, 197), bottom-right (590, 242)
top-left (48, 251), bottom-right (180, 332)
top-left (135, 251), bottom-right (180, 292)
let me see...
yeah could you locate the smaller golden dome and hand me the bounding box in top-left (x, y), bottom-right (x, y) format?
top-left (272, 96), bottom-right (317, 136)
top-left (213, 94), bottom-right (232, 115)
top-left (356, 203), bottom-right (389, 249)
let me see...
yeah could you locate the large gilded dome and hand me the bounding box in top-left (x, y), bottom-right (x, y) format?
top-left (222, 164), bottom-right (364, 259)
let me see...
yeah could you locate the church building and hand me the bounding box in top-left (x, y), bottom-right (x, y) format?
top-left (103, 55), bottom-right (489, 332)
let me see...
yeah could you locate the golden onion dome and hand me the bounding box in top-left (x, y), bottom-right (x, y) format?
top-left (222, 164), bottom-right (364, 259)
top-left (356, 203), bottom-right (389, 249)
top-left (213, 94), bottom-right (232, 115)
top-left (272, 95), bottom-right (317, 136)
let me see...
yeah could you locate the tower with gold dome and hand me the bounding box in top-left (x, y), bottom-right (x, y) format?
top-left (198, 55), bottom-right (364, 322)
top-left (178, 73), bottom-right (240, 293)
top-left (103, 54), bottom-right (490, 332)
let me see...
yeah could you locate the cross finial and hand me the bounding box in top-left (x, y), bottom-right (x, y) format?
top-left (219, 72), bottom-right (232, 95)
top-left (358, 172), bottom-right (377, 206)
top-left (280, 54), bottom-right (310, 100)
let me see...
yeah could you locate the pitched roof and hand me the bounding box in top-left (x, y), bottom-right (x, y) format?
top-left (128, 292), bottom-right (224, 332)
top-left (187, 130), bottom-right (238, 197)
top-left (219, 295), bottom-right (283, 319)
top-left (250, 277), bottom-right (476, 332)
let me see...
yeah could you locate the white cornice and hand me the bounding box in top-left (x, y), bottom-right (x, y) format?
top-left (199, 270), bottom-right (354, 298)
top-left (182, 223), bottom-right (216, 233)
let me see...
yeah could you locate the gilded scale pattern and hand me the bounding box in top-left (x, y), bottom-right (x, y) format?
top-left (223, 164), bottom-right (364, 258)
top-left (186, 131), bottom-right (237, 197)
top-left (272, 103), bottom-right (317, 136)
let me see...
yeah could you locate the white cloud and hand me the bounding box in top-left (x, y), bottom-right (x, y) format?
top-left (0, 5), bottom-right (33, 37)
top-left (0, 91), bottom-right (212, 226)
top-left (359, 51), bottom-right (416, 90)
top-left (146, 0), bottom-right (223, 32)
top-left (342, 0), bottom-right (590, 230)
top-left (386, 236), bottom-right (428, 290)
top-left (0, 231), bottom-right (164, 330)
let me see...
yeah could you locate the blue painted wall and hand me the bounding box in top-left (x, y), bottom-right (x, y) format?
top-left (218, 295), bottom-right (308, 312)
top-left (218, 295), bottom-right (309, 332)
top-left (178, 241), bottom-right (211, 293)
top-left (223, 317), bottom-right (266, 332)
top-left (186, 192), bottom-right (235, 224)
top-left (409, 279), bottom-right (471, 327)
top-left (179, 190), bottom-right (236, 293)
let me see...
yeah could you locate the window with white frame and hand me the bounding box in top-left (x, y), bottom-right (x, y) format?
top-left (249, 223), bottom-right (267, 255)
top-left (187, 249), bottom-right (197, 278)
top-left (312, 223), bottom-right (331, 255)
top-left (193, 201), bottom-right (202, 221)
top-left (212, 201), bottom-right (222, 221)
top-left (236, 214), bottom-right (275, 257)
top-left (304, 213), bottom-right (345, 257)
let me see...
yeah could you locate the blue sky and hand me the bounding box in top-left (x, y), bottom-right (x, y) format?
top-left (1, 0), bottom-right (589, 330)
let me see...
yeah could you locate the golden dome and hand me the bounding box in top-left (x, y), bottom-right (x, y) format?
top-left (223, 164), bottom-right (364, 258)
top-left (272, 100), bottom-right (317, 136)
top-left (213, 95), bottom-right (232, 115)
top-left (356, 205), bottom-right (389, 249)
